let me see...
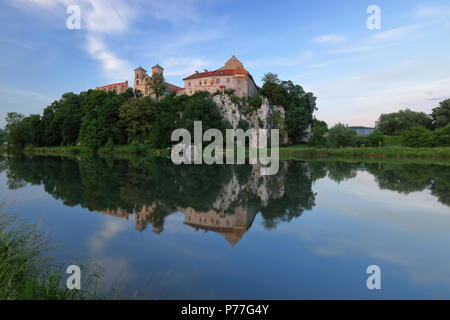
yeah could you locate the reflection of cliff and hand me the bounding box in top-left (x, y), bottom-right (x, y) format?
top-left (98, 162), bottom-right (295, 246)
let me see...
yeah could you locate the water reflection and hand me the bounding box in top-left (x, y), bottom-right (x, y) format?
top-left (0, 154), bottom-right (449, 246)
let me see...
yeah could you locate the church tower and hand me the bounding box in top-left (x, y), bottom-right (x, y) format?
top-left (151, 64), bottom-right (164, 76)
top-left (134, 66), bottom-right (147, 89)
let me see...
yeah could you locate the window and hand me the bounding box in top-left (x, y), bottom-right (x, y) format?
top-left (136, 80), bottom-right (139, 85)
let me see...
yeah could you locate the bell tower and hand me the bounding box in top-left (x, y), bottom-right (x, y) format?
top-left (151, 64), bottom-right (164, 76)
top-left (134, 66), bottom-right (147, 89)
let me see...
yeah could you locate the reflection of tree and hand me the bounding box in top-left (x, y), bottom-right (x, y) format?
top-left (2, 156), bottom-right (317, 232)
top-left (326, 162), bottom-right (358, 183)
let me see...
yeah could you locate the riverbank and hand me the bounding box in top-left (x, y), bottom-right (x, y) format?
top-left (0, 213), bottom-right (105, 300)
top-left (2, 145), bottom-right (450, 160)
top-left (278, 145), bottom-right (450, 159)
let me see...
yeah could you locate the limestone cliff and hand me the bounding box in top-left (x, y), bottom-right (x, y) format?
top-left (212, 93), bottom-right (291, 145)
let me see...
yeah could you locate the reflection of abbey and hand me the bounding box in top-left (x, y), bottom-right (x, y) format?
top-left (96, 56), bottom-right (258, 98)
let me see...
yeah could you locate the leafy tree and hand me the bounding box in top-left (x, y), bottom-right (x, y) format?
top-left (0, 128), bottom-right (5, 145)
top-left (5, 113), bottom-right (33, 148)
top-left (312, 118), bottom-right (328, 132)
top-left (431, 99), bottom-right (450, 128)
top-left (119, 97), bottom-right (155, 143)
top-left (261, 72), bottom-right (280, 85)
top-left (401, 126), bottom-right (434, 147)
top-left (434, 123), bottom-right (450, 147)
top-left (146, 73), bottom-right (166, 99)
top-left (308, 124), bottom-right (327, 147)
top-left (326, 123), bottom-right (357, 147)
top-left (237, 119), bottom-right (250, 131)
top-left (78, 90), bottom-right (127, 149)
top-left (376, 109), bottom-right (433, 135)
top-left (366, 130), bottom-right (385, 147)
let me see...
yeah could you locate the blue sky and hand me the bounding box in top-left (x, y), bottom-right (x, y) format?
top-left (1, 0), bottom-right (449, 127)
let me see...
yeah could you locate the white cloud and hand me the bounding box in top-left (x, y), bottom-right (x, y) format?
top-left (312, 34), bottom-right (348, 45)
top-left (371, 25), bottom-right (418, 41)
top-left (162, 57), bottom-right (213, 77)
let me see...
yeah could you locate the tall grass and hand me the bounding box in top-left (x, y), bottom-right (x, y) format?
top-left (0, 213), bottom-right (106, 300)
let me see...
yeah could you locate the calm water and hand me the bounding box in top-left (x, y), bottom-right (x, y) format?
top-left (1, 154), bottom-right (450, 299)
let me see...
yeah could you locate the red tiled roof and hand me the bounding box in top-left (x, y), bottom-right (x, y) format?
top-left (96, 81), bottom-right (128, 89)
top-left (165, 82), bottom-right (183, 92)
top-left (183, 69), bottom-right (247, 81)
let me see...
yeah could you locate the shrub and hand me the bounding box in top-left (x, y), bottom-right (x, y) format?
top-left (104, 138), bottom-right (114, 152)
top-left (434, 123), bottom-right (450, 147)
top-left (237, 119), bottom-right (250, 131)
top-left (326, 124), bottom-right (357, 147)
top-left (308, 125), bottom-right (327, 147)
top-left (248, 94), bottom-right (263, 109)
top-left (366, 131), bottom-right (385, 147)
top-left (401, 126), bottom-right (434, 147)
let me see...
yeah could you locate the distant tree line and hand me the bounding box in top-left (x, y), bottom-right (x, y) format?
top-left (308, 99), bottom-right (450, 148)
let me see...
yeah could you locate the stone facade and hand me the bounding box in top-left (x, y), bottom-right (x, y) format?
top-left (179, 56), bottom-right (258, 98)
top-left (134, 64), bottom-right (182, 97)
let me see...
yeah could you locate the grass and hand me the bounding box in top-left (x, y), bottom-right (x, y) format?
top-left (21, 144), bottom-right (171, 157)
top-left (0, 212), bottom-right (108, 300)
top-left (278, 145), bottom-right (450, 159)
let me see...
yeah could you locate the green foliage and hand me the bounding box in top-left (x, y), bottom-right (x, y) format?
top-left (432, 99), bottom-right (450, 128)
top-left (261, 72), bottom-right (281, 85)
top-left (376, 109), bottom-right (433, 135)
top-left (104, 138), bottom-right (114, 152)
top-left (0, 213), bottom-right (106, 300)
top-left (261, 77), bottom-right (316, 144)
top-left (0, 129), bottom-right (5, 145)
top-left (326, 123), bottom-right (357, 147)
top-left (366, 131), bottom-right (385, 147)
top-left (145, 73), bottom-right (166, 98)
top-left (401, 126), bottom-right (434, 147)
top-left (248, 93), bottom-right (262, 109)
top-left (312, 118), bottom-right (328, 132)
top-left (433, 123), bottom-right (450, 147)
top-left (119, 97), bottom-right (155, 143)
top-left (5, 113), bottom-right (33, 148)
top-left (237, 119), bottom-right (250, 131)
top-left (308, 124), bottom-right (327, 147)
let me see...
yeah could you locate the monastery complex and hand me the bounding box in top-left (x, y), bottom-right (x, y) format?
top-left (96, 56), bottom-right (258, 98)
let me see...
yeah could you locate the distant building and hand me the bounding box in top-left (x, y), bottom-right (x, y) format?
top-left (134, 64), bottom-right (183, 97)
top-left (96, 81), bottom-right (129, 94)
top-left (349, 126), bottom-right (375, 136)
top-left (180, 55), bottom-right (258, 98)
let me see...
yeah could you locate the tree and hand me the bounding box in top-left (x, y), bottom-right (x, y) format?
top-left (434, 123), bottom-right (450, 147)
top-left (308, 124), bottom-right (327, 147)
top-left (5, 113), bottom-right (33, 148)
top-left (366, 130), bottom-right (385, 147)
top-left (261, 72), bottom-right (280, 85)
top-left (326, 123), bottom-right (357, 147)
top-left (376, 109), bottom-right (433, 135)
top-left (119, 97), bottom-right (155, 143)
top-left (431, 99), bottom-right (450, 128)
top-left (0, 128), bottom-right (5, 145)
top-left (146, 73), bottom-right (166, 99)
top-left (401, 126), bottom-right (434, 147)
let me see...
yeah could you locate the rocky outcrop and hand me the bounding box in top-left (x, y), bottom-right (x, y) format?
top-left (212, 93), bottom-right (290, 145)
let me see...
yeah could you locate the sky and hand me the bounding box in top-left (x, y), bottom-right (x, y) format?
top-left (0, 0), bottom-right (449, 127)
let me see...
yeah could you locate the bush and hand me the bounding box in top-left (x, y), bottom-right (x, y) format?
top-left (237, 119), bottom-right (250, 131)
top-left (308, 125), bottom-right (327, 147)
top-left (104, 138), bottom-right (114, 152)
top-left (401, 126), bottom-right (434, 147)
top-left (366, 131), bottom-right (385, 147)
top-left (434, 123), bottom-right (450, 147)
top-left (326, 124), bottom-right (357, 147)
top-left (248, 94), bottom-right (263, 109)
